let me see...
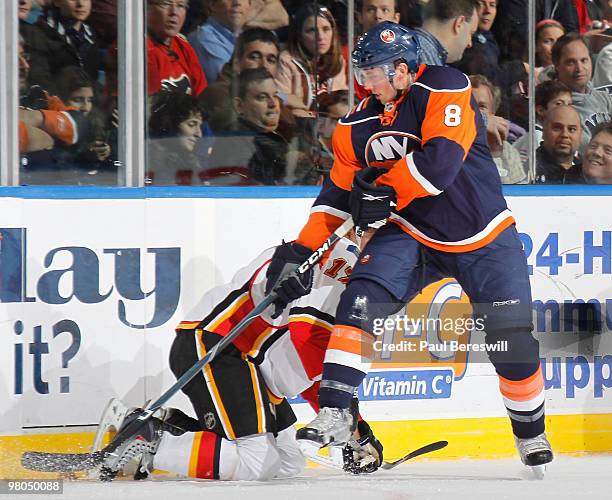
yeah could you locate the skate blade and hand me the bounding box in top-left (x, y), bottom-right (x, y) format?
top-left (298, 440), bottom-right (324, 460)
top-left (89, 398), bottom-right (131, 479)
top-left (530, 464), bottom-right (546, 480)
top-left (299, 441), bottom-right (344, 471)
top-left (92, 398), bottom-right (130, 451)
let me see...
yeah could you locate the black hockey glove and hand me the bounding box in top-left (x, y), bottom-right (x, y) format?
top-left (342, 419), bottom-right (384, 474)
top-left (349, 167), bottom-right (396, 231)
top-left (265, 241), bottom-right (314, 319)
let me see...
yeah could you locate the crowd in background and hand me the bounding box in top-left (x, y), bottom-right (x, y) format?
top-left (16, 0), bottom-right (612, 185)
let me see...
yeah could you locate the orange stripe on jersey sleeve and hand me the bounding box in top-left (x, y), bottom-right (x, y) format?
top-left (379, 156), bottom-right (433, 210)
top-left (327, 325), bottom-right (374, 358)
top-left (296, 211), bottom-right (345, 251)
top-left (266, 388), bottom-right (284, 405)
top-left (499, 366), bottom-right (544, 402)
top-left (420, 88), bottom-right (476, 159)
top-left (330, 122), bottom-right (361, 190)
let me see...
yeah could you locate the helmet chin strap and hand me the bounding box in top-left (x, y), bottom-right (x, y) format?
top-left (390, 71), bottom-right (416, 99)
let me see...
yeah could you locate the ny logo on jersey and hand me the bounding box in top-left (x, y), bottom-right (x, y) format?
top-left (362, 193), bottom-right (389, 201)
top-left (366, 132), bottom-right (420, 167)
top-left (371, 135), bottom-right (408, 160)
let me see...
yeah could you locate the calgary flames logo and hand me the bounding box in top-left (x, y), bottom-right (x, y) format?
top-left (380, 29), bottom-right (396, 43)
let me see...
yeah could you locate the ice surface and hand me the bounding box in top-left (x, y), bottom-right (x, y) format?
top-left (11, 456), bottom-right (610, 500)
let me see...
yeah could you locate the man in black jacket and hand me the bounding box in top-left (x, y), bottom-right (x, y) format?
top-left (207, 68), bottom-right (288, 185)
top-left (535, 104), bottom-right (585, 183)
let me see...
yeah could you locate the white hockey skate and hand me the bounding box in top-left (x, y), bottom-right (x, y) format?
top-left (100, 408), bottom-right (164, 481)
top-left (295, 407), bottom-right (355, 460)
top-left (515, 432), bottom-right (553, 479)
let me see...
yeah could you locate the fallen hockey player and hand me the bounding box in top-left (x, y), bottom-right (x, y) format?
top-left (98, 232), bottom-right (384, 481)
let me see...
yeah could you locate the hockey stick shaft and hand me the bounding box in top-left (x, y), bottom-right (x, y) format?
top-left (22, 217), bottom-right (355, 472)
top-left (139, 216), bottom-right (354, 418)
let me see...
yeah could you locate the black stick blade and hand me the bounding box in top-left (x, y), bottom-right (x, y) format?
top-left (381, 440), bottom-right (449, 470)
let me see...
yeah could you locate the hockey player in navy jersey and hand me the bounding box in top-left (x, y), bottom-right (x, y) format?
top-left (265, 22), bottom-right (553, 476)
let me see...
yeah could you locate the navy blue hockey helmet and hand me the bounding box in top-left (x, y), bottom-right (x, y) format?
top-left (352, 21), bottom-right (421, 86)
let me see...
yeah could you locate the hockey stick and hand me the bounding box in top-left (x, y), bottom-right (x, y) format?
top-left (306, 440), bottom-right (448, 473)
top-left (380, 440), bottom-right (448, 470)
top-left (22, 217), bottom-right (355, 473)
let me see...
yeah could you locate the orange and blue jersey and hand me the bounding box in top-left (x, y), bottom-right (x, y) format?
top-left (297, 64), bottom-right (515, 253)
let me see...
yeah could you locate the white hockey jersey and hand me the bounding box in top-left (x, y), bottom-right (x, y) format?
top-left (176, 238), bottom-right (359, 404)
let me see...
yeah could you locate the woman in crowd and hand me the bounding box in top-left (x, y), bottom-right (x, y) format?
top-left (535, 19), bottom-right (565, 82)
top-left (277, 4), bottom-right (347, 116)
top-left (147, 92), bottom-right (204, 185)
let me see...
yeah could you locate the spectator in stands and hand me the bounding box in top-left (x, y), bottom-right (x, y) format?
top-left (399, 0), bottom-right (423, 28)
top-left (583, 121), bottom-right (612, 183)
top-left (535, 104), bottom-right (585, 183)
top-left (89, 0), bottom-right (117, 48)
top-left (593, 44), bottom-right (612, 89)
top-left (243, 0), bottom-right (288, 31)
top-left (18, 38), bottom-right (54, 154)
top-left (25, 0), bottom-right (51, 24)
top-left (19, 41), bottom-right (88, 155)
top-left (592, 1), bottom-right (612, 88)
top-left (513, 80), bottom-right (572, 165)
top-left (470, 75), bottom-right (529, 184)
top-left (293, 89), bottom-right (349, 185)
top-left (146, 0), bottom-right (207, 95)
top-left (187, 0), bottom-right (253, 84)
top-left (55, 66), bottom-right (114, 168)
top-left (357, 0), bottom-right (400, 33)
top-left (206, 68), bottom-right (287, 185)
top-left (106, 0), bottom-right (207, 97)
top-left (455, 0), bottom-right (528, 110)
top-left (19, 0), bottom-right (33, 21)
top-left (29, 0), bottom-right (101, 91)
top-left (401, 2), bottom-right (510, 156)
top-left (552, 32), bottom-right (612, 151)
top-left (199, 27), bottom-right (283, 133)
top-left (147, 91), bottom-right (204, 185)
top-left (277, 4), bottom-right (347, 115)
top-left (19, 0), bottom-right (54, 90)
top-left (573, 0), bottom-right (604, 33)
top-left (18, 38), bottom-right (108, 185)
top-left (413, 0), bottom-right (479, 66)
top-left (492, 1), bottom-right (579, 64)
top-left (536, 19), bottom-right (565, 70)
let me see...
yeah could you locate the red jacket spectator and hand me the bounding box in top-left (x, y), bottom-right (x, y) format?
top-left (147, 34), bottom-right (208, 96)
top-left (106, 34), bottom-right (208, 97)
